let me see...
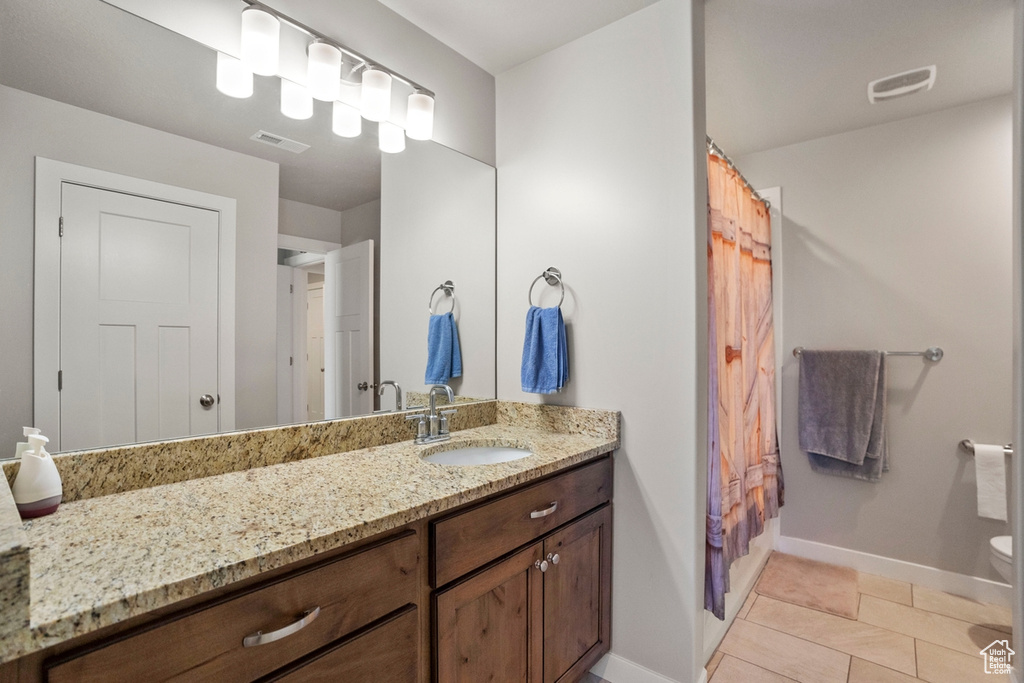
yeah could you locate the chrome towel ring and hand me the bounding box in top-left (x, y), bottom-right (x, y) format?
top-left (528, 267), bottom-right (564, 308)
top-left (429, 280), bottom-right (456, 314)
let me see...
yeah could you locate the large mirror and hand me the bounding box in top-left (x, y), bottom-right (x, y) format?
top-left (0, 0), bottom-right (496, 452)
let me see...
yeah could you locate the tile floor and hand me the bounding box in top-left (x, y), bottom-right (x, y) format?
top-left (707, 553), bottom-right (1014, 683)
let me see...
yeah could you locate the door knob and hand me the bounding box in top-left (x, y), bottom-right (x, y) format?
top-left (357, 382), bottom-right (369, 391)
top-left (199, 394), bottom-right (215, 408)
top-left (534, 559), bottom-right (548, 573)
top-left (546, 553), bottom-right (560, 566)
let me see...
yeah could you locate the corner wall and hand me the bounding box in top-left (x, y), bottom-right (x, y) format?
top-left (495, 1), bottom-right (707, 680)
top-left (737, 96), bottom-right (1014, 581)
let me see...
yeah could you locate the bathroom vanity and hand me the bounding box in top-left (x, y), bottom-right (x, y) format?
top-left (0, 401), bottom-right (617, 682)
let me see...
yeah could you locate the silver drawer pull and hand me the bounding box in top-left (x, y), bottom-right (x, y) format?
top-left (530, 501), bottom-right (558, 519)
top-left (243, 606), bottom-right (320, 647)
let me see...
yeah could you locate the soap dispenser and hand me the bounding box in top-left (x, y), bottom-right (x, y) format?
top-left (7, 426), bottom-right (41, 461)
top-left (12, 434), bottom-right (63, 519)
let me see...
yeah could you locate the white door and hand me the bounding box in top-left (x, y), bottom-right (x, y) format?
top-left (306, 284), bottom-right (325, 421)
top-left (59, 183), bottom-right (220, 450)
top-left (323, 240), bottom-right (374, 418)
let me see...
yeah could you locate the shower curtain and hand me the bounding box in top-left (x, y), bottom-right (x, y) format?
top-left (705, 152), bottom-right (784, 620)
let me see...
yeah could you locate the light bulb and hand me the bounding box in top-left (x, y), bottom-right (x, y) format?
top-left (333, 101), bottom-right (361, 138)
top-left (360, 67), bottom-right (392, 122)
top-left (280, 79), bottom-right (313, 120)
top-left (240, 7), bottom-right (280, 77)
top-left (406, 92), bottom-right (434, 141)
top-left (216, 52), bottom-right (253, 98)
top-left (307, 42), bottom-right (341, 102)
top-left (379, 121), bottom-right (406, 153)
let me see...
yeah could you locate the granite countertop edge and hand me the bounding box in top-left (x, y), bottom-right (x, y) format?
top-left (3, 422), bottom-right (619, 662)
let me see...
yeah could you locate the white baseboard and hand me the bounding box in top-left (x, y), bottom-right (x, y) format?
top-left (776, 535), bottom-right (1013, 607)
top-left (590, 653), bottom-right (684, 683)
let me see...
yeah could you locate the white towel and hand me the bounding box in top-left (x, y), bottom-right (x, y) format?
top-left (975, 444), bottom-right (1007, 521)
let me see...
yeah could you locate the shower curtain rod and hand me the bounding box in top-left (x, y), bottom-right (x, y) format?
top-left (706, 135), bottom-right (771, 209)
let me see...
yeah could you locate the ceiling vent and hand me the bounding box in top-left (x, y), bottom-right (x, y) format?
top-left (868, 65), bottom-right (936, 104)
top-left (249, 130), bottom-right (310, 153)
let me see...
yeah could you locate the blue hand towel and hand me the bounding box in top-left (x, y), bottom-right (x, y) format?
top-left (521, 306), bottom-right (569, 394)
top-left (425, 312), bottom-right (462, 384)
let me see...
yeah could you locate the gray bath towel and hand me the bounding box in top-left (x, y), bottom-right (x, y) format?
top-left (798, 350), bottom-right (889, 482)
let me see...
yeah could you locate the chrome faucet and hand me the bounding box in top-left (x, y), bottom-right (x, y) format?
top-left (377, 380), bottom-right (402, 412)
top-left (406, 384), bottom-right (457, 444)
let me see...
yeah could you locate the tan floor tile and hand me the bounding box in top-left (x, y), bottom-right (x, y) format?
top-left (858, 572), bottom-right (912, 606)
top-left (746, 595), bottom-right (916, 675)
top-left (737, 590), bottom-right (758, 619)
top-left (706, 650), bottom-right (725, 679)
top-left (858, 595), bottom-right (1008, 657)
top-left (917, 640), bottom-right (1012, 683)
top-left (718, 618), bottom-right (850, 683)
top-left (710, 655), bottom-right (798, 682)
top-left (912, 585), bottom-right (1013, 634)
top-left (847, 657), bottom-right (918, 683)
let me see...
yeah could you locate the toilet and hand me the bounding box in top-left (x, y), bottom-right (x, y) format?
top-left (990, 536), bottom-right (1013, 583)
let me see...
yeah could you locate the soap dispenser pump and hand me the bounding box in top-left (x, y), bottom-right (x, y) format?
top-left (9, 426), bottom-right (41, 461)
top-left (12, 434), bottom-right (63, 519)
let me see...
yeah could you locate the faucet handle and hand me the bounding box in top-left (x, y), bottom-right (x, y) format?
top-left (439, 409), bottom-right (457, 435)
top-left (405, 413), bottom-right (427, 438)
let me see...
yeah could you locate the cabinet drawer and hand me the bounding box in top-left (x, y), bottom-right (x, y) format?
top-left (432, 457), bottom-right (611, 586)
top-left (46, 531), bottom-right (419, 683)
top-left (265, 606), bottom-right (419, 682)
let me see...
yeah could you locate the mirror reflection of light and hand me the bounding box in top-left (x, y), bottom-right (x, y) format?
top-left (333, 101), bottom-right (361, 138)
top-left (280, 78), bottom-right (313, 120)
top-left (379, 122), bottom-right (406, 154)
top-left (215, 53), bottom-right (253, 99)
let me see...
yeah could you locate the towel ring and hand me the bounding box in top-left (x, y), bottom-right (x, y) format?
top-left (528, 267), bottom-right (565, 308)
top-left (428, 280), bottom-right (456, 315)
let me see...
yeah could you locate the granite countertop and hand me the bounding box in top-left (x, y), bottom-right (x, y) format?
top-left (0, 402), bottom-right (619, 663)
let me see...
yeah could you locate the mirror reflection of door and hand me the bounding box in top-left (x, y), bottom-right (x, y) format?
top-left (306, 281), bottom-right (325, 421)
top-left (60, 183), bottom-right (220, 451)
top-left (324, 241), bottom-right (375, 418)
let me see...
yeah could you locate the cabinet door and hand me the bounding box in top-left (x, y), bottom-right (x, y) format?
top-left (436, 543), bottom-right (544, 683)
top-left (543, 505), bottom-right (612, 683)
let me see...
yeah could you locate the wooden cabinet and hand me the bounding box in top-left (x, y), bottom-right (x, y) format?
top-left (264, 606), bottom-right (419, 682)
top-left (44, 530), bottom-right (420, 683)
top-left (433, 457), bottom-right (613, 683)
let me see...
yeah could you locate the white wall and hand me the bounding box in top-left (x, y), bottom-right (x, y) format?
top-left (0, 84), bottom-right (280, 446)
top-left (106, 0), bottom-right (496, 165)
top-left (278, 198), bottom-right (341, 243)
top-left (496, 2), bottom-right (707, 681)
top-left (737, 96), bottom-right (1014, 581)
top-left (381, 143), bottom-right (496, 401)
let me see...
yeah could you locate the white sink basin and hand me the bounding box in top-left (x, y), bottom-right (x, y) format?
top-left (422, 445), bottom-right (533, 466)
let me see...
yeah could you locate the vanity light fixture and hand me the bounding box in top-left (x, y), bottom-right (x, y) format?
top-left (333, 101), bottom-right (362, 138)
top-left (405, 91), bottom-right (435, 141)
top-left (360, 67), bottom-right (392, 122)
top-left (215, 52), bottom-right (253, 98)
top-left (280, 78), bottom-right (313, 120)
top-left (307, 41), bottom-right (342, 102)
top-left (222, 1), bottom-right (436, 151)
top-left (240, 7), bottom-right (280, 76)
top-left (379, 121), bottom-right (406, 154)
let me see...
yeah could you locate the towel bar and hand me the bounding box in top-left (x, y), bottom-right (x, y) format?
top-left (528, 267), bottom-right (565, 308)
top-left (428, 280), bottom-right (456, 314)
top-left (792, 346), bottom-right (943, 362)
top-left (959, 439), bottom-right (1013, 457)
